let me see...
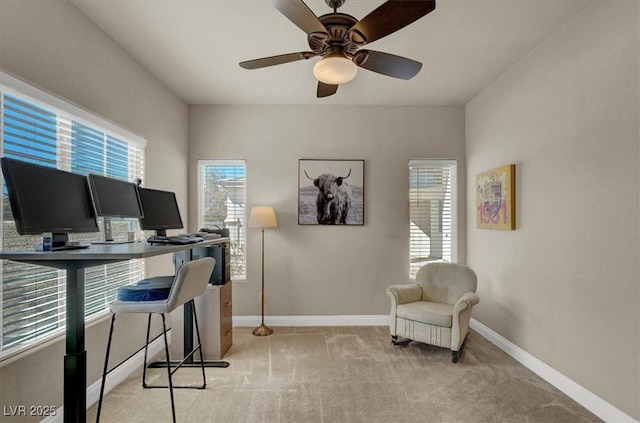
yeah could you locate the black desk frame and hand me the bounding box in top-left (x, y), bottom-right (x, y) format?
top-left (0, 238), bottom-right (229, 423)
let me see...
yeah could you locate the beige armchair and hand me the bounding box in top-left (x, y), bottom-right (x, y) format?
top-left (386, 262), bottom-right (479, 363)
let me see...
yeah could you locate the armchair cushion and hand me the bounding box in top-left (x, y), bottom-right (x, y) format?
top-left (397, 301), bottom-right (453, 327)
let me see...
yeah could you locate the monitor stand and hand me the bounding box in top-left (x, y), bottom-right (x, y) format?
top-left (52, 233), bottom-right (69, 248)
top-left (91, 218), bottom-right (135, 245)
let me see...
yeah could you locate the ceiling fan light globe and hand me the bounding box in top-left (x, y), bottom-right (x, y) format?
top-left (313, 56), bottom-right (358, 85)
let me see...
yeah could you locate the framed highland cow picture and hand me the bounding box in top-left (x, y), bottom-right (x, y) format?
top-left (298, 159), bottom-right (364, 225)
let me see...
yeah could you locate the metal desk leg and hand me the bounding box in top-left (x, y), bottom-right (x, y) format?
top-left (64, 264), bottom-right (86, 423)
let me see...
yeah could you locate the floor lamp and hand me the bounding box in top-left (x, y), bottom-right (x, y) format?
top-left (248, 206), bottom-right (278, 336)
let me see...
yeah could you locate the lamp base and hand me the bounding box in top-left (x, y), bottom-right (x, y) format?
top-left (252, 324), bottom-right (273, 337)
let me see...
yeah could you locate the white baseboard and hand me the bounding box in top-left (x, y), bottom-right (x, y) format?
top-left (42, 333), bottom-right (168, 423)
top-left (233, 314), bottom-right (389, 327)
top-left (470, 318), bottom-right (637, 423)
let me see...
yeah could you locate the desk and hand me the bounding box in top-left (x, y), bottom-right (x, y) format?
top-left (0, 238), bottom-right (229, 423)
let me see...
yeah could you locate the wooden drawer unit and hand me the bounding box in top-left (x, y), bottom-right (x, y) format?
top-left (192, 281), bottom-right (233, 360)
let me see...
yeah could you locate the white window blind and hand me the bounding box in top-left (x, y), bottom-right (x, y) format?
top-left (409, 160), bottom-right (456, 278)
top-left (198, 160), bottom-right (246, 280)
top-left (0, 73), bottom-right (145, 357)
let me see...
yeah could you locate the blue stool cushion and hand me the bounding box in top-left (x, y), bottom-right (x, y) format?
top-left (116, 276), bottom-right (174, 302)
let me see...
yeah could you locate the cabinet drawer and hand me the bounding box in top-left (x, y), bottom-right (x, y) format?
top-left (220, 282), bottom-right (232, 313)
top-left (221, 335), bottom-right (232, 357)
top-left (220, 312), bottom-right (233, 335)
top-left (220, 312), bottom-right (233, 355)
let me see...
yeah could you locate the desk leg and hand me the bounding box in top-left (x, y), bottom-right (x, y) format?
top-left (183, 301), bottom-right (194, 364)
top-left (64, 264), bottom-right (86, 423)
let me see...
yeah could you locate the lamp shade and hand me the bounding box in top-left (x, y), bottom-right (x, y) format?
top-left (249, 206), bottom-right (278, 229)
top-left (313, 55), bottom-right (358, 85)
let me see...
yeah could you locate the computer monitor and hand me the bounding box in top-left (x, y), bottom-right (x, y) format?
top-left (87, 174), bottom-right (144, 243)
top-left (138, 187), bottom-right (184, 236)
top-left (1, 157), bottom-right (99, 247)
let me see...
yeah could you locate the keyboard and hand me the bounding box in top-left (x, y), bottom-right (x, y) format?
top-left (188, 232), bottom-right (221, 240)
top-left (146, 235), bottom-right (204, 245)
top-left (52, 243), bottom-right (91, 251)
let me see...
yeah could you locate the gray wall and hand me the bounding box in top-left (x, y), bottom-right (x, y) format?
top-left (0, 0), bottom-right (189, 418)
top-left (465, 1), bottom-right (639, 419)
top-left (188, 105), bottom-right (466, 317)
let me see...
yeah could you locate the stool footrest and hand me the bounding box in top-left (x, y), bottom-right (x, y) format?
top-left (143, 384), bottom-right (206, 390)
top-left (148, 360), bottom-right (230, 368)
top-left (161, 345), bottom-right (205, 376)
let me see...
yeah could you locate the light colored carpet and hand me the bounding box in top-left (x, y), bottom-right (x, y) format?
top-left (89, 326), bottom-right (602, 423)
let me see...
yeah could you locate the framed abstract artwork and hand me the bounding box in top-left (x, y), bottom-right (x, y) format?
top-left (298, 159), bottom-right (364, 225)
top-left (476, 164), bottom-right (516, 230)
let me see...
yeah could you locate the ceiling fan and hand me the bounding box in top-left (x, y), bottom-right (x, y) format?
top-left (239, 0), bottom-right (436, 98)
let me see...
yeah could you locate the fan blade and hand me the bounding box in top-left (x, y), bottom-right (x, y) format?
top-left (273, 0), bottom-right (328, 36)
top-left (239, 52), bottom-right (316, 69)
top-left (349, 0), bottom-right (436, 45)
top-left (356, 50), bottom-right (422, 80)
top-left (317, 82), bottom-right (338, 98)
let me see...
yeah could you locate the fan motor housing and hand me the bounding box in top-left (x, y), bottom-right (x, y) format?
top-left (309, 13), bottom-right (361, 55)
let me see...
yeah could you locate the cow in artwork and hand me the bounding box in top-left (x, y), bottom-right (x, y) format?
top-left (305, 169), bottom-right (352, 225)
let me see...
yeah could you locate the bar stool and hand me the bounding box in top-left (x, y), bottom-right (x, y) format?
top-left (96, 257), bottom-right (216, 423)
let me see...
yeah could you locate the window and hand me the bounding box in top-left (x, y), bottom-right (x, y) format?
top-left (198, 160), bottom-right (246, 280)
top-left (409, 160), bottom-right (456, 278)
top-left (0, 72), bottom-right (146, 358)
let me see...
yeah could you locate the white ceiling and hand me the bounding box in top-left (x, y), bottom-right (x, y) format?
top-left (70, 0), bottom-right (591, 106)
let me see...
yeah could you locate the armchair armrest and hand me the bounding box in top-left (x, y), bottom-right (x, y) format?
top-left (451, 291), bottom-right (480, 351)
top-left (386, 284), bottom-right (422, 305)
top-left (453, 291), bottom-right (480, 315)
top-left (386, 284), bottom-right (422, 337)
